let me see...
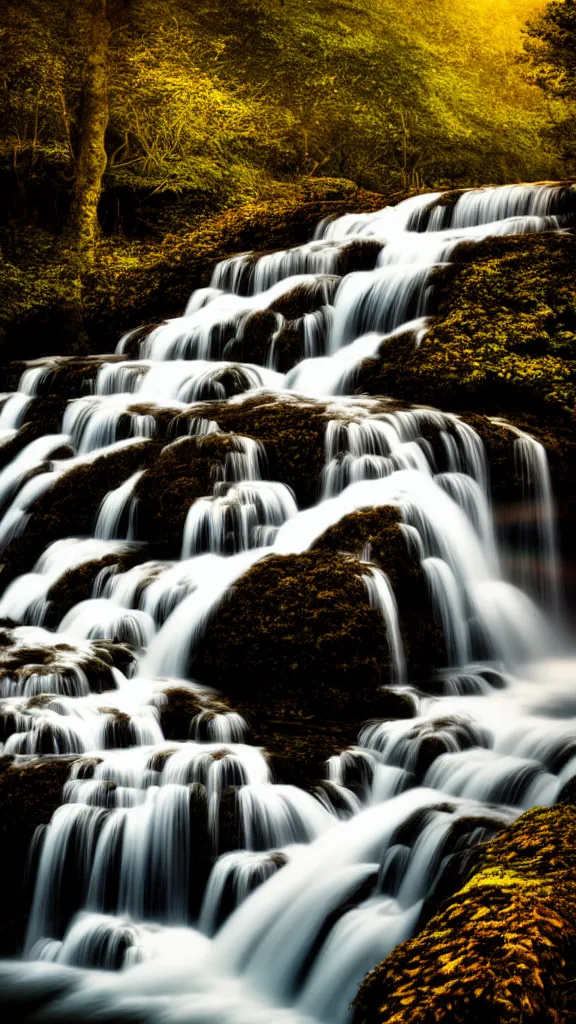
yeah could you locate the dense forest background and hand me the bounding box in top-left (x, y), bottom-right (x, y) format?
top-left (0, 0), bottom-right (574, 355)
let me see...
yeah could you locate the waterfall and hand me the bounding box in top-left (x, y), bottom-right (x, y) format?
top-left (0, 182), bottom-right (574, 1024)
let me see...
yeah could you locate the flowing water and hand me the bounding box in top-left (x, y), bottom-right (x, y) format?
top-left (0, 183), bottom-right (575, 1022)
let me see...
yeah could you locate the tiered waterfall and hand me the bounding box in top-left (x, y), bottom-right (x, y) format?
top-left (0, 183), bottom-right (575, 1023)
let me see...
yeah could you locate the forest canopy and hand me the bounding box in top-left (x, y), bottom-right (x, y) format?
top-left (0, 0), bottom-right (570, 240)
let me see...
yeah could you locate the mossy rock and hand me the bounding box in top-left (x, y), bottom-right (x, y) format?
top-left (183, 392), bottom-right (329, 508)
top-left (231, 309), bottom-right (282, 366)
top-left (0, 357), bottom-right (125, 438)
top-left (0, 629), bottom-right (136, 695)
top-left (195, 549), bottom-right (394, 718)
top-left (338, 240), bottom-right (383, 277)
top-left (312, 506), bottom-right (446, 682)
top-left (133, 432), bottom-right (260, 551)
top-left (354, 232), bottom-right (576, 425)
top-left (244, 708), bottom-right (413, 792)
top-left (354, 804), bottom-right (576, 1024)
top-left (268, 279), bottom-right (338, 321)
top-left (0, 421), bottom-right (72, 473)
top-left (158, 686), bottom-right (235, 742)
top-left (45, 550), bottom-right (143, 627)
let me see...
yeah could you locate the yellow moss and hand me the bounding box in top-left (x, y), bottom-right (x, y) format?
top-left (354, 804), bottom-right (576, 1024)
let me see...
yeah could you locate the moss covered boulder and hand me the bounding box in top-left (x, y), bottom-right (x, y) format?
top-left (312, 505), bottom-right (446, 681)
top-left (354, 804), bottom-right (576, 1024)
top-left (354, 232), bottom-right (576, 425)
top-left (195, 549), bottom-right (408, 717)
top-left (186, 392), bottom-right (330, 508)
top-left (134, 432), bottom-right (259, 550)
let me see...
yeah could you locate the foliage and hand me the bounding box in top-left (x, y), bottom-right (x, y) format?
top-left (0, 0), bottom-right (568, 243)
top-left (522, 0), bottom-right (576, 166)
top-left (523, 0), bottom-right (576, 98)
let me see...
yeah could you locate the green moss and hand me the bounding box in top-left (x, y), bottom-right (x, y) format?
top-left (354, 804), bottom-right (576, 1024)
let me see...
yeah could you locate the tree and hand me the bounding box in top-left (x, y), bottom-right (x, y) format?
top-left (522, 0), bottom-right (576, 166)
top-left (523, 0), bottom-right (576, 98)
top-left (67, 0), bottom-right (111, 259)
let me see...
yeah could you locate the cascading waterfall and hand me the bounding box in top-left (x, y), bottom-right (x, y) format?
top-left (1, 182), bottom-right (575, 1024)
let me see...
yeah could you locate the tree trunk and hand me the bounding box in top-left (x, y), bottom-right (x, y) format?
top-left (68, 0), bottom-right (111, 260)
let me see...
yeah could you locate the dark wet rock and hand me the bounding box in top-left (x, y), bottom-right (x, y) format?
top-left (354, 804), bottom-right (576, 1024)
top-left (115, 322), bottom-right (164, 360)
top-left (0, 628), bottom-right (135, 696)
top-left (182, 392), bottom-right (329, 508)
top-left (268, 277), bottom-right (339, 320)
top-left (337, 239), bottom-right (384, 276)
top-left (186, 783), bottom-right (239, 917)
top-left (99, 709), bottom-right (138, 749)
top-left (46, 551), bottom-right (143, 627)
top-left (231, 309), bottom-right (280, 365)
top-left (0, 422), bottom-right (69, 473)
top-left (269, 320), bottom-right (308, 373)
top-left (158, 686), bottom-right (233, 742)
top-left (558, 775), bottom-right (576, 805)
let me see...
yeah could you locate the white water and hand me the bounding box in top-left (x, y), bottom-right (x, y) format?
top-left (0, 182), bottom-right (574, 1024)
